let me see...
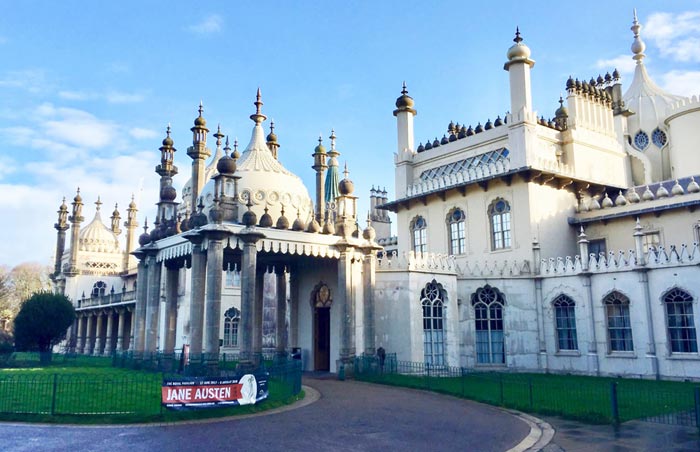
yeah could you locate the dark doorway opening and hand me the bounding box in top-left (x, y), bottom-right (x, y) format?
top-left (314, 307), bottom-right (330, 371)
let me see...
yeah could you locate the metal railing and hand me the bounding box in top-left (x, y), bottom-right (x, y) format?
top-left (354, 356), bottom-right (700, 428)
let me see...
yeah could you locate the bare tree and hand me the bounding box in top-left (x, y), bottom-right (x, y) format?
top-left (0, 263), bottom-right (51, 330)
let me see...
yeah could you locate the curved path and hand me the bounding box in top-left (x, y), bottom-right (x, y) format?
top-left (0, 376), bottom-right (530, 452)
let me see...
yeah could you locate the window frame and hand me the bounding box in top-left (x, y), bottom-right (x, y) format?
top-left (488, 198), bottom-right (512, 251)
top-left (553, 295), bottom-right (578, 351)
top-left (664, 288), bottom-right (698, 354)
top-left (604, 291), bottom-right (634, 353)
top-left (411, 216), bottom-right (428, 254)
top-left (421, 280), bottom-right (446, 366)
top-left (223, 307), bottom-right (241, 347)
top-left (471, 285), bottom-right (506, 365)
top-left (446, 208), bottom-right (466, 255)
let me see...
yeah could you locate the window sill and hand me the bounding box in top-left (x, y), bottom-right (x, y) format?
top-left (606, 352), bottom-right (637, 359)
top-left (666, 353), bottom-right (700, 361)
top-left (489, 247), bottom-right (513, 255)
top-left (554, 350), bottom-right (581, 357)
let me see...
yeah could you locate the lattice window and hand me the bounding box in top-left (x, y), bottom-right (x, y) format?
top-left (488, 199), bottom-right (511, 250)
top-left (223, 307), bottom-right (241, 347)
top-left (472, 285), bottom-right (506, 364)
top-left (422, 280), bottom-right (446, 366)
top-left (652, 128), bottom-right (667, 148)
top-left (446, 208), bottom-right (466, 255)
top-left (664, 289), bottom-right (697, 353)
top-left (91, 281), bottom-right (107, 298)
top-left (634, 130), bottom-right (650, 150)
top-left (553, 295), bottom-right (578, 351)
top-left (419, 148), bottom-right (510, 181)
top-left (604, 292), bottom-right (633, 352)
top-left (411, 216), bottom-right (427, 253)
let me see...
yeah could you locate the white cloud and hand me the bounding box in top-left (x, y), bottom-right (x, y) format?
top-left (58, 90), bottom-right (93, 101)
top-left (187, 14), bottom-right (223, 35)
top-left (645, 11), bottom-right (700, 62)
top-left (0, 156), bottom-right (16, 180)
top-left (58, 89), bottom-right (145, 104)
top-left (661, 70), bottom-right (700, 97)
top-left (36, 104), bottom-right (119, 149)
top-left (106, 91), bottom-right (144, 104)
top-left (0, 69), bottom-right (49, 94)
top-left (595, 54), bottom-right (636, 78)
top-left (129, 127), bottom-right (159, 140)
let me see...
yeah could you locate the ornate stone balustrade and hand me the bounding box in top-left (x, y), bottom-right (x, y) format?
top-left (377, 251), bottom-right (457, 273)
top-left (76, 289), bottom-right (136, 310)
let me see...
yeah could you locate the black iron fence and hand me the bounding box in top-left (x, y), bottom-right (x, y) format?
top-left (354, 356), bottom-right (700, 428)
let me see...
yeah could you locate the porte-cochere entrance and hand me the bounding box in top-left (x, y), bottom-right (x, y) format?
top-left (312, 282), bottom-right (332, 371)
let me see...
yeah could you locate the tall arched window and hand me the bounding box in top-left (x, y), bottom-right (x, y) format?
top-left (471, 285), bottom-right (505, 364)
top-left (446, 208), bottom-right (466, 255)
top-left (604, 291), bottom-right (633, 352)
top-left (91, 281), bottom-right (107, 298)
top-left (664, 288), bottom-right (697, 353)
top-left (488, 199), bottom-right (511, 250)
top-left (411, 216), bottom-right (427, 253)
top-left (421, 280), bottom-right (446, 366)
top-left (223, 307), bottom-right (240, 347)
top-left (553, 295), bottom-right (578, 351)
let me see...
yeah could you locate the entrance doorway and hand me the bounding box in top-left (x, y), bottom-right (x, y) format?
top-left (314, 307), bottom-right (330, 371)
top-left (312, 282), bottom-right (332, 371)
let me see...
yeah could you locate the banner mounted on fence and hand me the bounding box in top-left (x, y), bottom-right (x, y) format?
top-left (162, 373), bottom-right (268, 409)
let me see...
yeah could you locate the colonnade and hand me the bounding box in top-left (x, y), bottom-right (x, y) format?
top-left (73, 307), bottom-right (134, 355)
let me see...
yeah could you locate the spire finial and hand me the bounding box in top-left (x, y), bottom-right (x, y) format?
top-left (198, 100), bottom-right (203, 117)
top-left (250, 88), bottom-right (267, 124)
top-left (329, 129), bottom-right (336, 151)
top-left (95, 196), bottom-right (102, 210)
top-left (270, 120), bottom-right (275, 133)
top-left (318, 134), bottom-right (323, 145)
top-left (513, 26), bottom-right (523, 43)
top-left (401, 81), bottom-right (407, 95)
top-left (631, 9), bottom-right (646, 63)
top-left (214, 123), bottom-right (224, 148)
top-left (166, 123), bottom-right (171, 136)
top-left (224, 135), bottom-right (231, 152)
top-left (343, 161), bottom-right (349, 179)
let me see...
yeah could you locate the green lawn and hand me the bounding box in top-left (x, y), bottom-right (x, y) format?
top-left (357, 370), bottom-right (699, 424)
top-left (0, 365), bottom-right (303, 424)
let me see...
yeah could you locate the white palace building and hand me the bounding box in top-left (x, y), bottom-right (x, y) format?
top-left (52, 13), bottom-right (700, 380)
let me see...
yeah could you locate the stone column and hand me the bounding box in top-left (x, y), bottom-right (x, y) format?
top-left (204, 235), bottom-right (225, 361)
top-left (583, 275), bottom-right (599, 375)
top-left (338, 248), bottom-right (355, 363)
top-left (76, 314), bottom-right (85, 354)
top-left (133, 257), bottom-right (149, 354)
top-left (116, 309), bottom-right (125, 352)
top-left (164, 264), bottom-right (180, 355)
top-left (128, 308), bottom-right (135, 351)
top-left (94, 312), bottom-right (105, 355)
top-left (104, 311), bottom-right (114, 355)
top-left (238, 230), bottom-right (264, 366)
top-left (188, 237), bottom-right (206, 356)
top-left (144, 255), bottom-right (162, 354)
top-left (253, 269), bottom-right (265, 359)
top-left (362, 252), bottom-right (376, 355)
top-left (275, 266), bottom-right (287, 359)
top-left (85, 314), bottom-right (95, 354)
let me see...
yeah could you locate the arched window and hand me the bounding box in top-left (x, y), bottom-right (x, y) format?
top-left (634, 130), bottom-right (650, 150)
top-left (223, 307), bottom-right (240, 347)
top-left (553, 295), bottom-right (578, 351)
top-left (421, 280), bottom-right (446, 366)
top-left (471, 285), bottom-right (505, 364)
top-left (446, 208), bottom-right (466, 255)
top-left (91, 281), bottom-right (107, 298)
top-left (411, 216), bottom-right (427, 253)
top-left (604, 292), bottom-right (633, 352)
top-left (652, 128), bottom-right (667, 148)
top-left (664, 288), bottom-right (697, 353)
top-left (488, 199), bottom-right (511, 250)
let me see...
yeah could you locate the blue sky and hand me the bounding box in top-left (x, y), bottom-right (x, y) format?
top-left (1, 1), bottom-right (699, 267)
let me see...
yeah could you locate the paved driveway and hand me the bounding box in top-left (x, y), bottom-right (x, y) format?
top-left (0, 376), bottom-right (530, 452)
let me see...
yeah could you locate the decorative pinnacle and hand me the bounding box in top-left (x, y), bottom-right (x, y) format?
top-left (318, 135), bottom-right (323, 146)
top-left (513, 27), bottom-right (523, 43)
top-left (166, 123), bottom-right (171, 137)
top-left (143, 218), bottom-right (149, 233)
top-left (214, 123), bottom-right (224, 147)
top-left (401, 81), bottom-right (408, 95)
top-left (233, 137), bottom-right (240, 158)
top-left (270, 120), bottom-right (275, 133)
top-left (95, 196), bottom-right (102, 211)
top-left (250, 87), bottom-right (267, 124)
top-left (343, 161), bottom-right (349, 179)
top-left (329, 129), bottom-right (337, 151)
top-left (198, 100), bottom-right (204, 117)
top-left (559, 96), bottom-right (564, 107)
top-left (631, 9), bottom-right (646, 63)
top-left (224, 135), bottom-right (231, 152)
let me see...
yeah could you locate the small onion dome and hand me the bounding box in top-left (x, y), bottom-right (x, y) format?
top-left (626, 189), bottom-right (641, 203)
top-left (139, 231), bottom-right (151, 246)
top-left (566, 76), bottom-right (574, 90)
top-left (276, 206), bottom-right (290, 229)
top-left (596, 74), bottom-right (604, 85)
top-left (74, 189), bottom-right (83, 203)
top-left (194, 102), bottom-right (206, 127)
top-left (292, 211), bottom-right (306, 231)
top-left (575, 78), bottom-right (582, 90)
top-left (314, 136), bottom-right (326, 155)
top-left (424, 140), bottom-right (433, 150)
top-left (448, 132), bottom-right (457, 142)
top-left (362, 218), bottom-right (376, 242)
top-left (162, 127), bottom-right (174, 147)
top-left (160, 185), bottom-right (177, 202)
top-left (671, 180), bottom-right (684, 196)
top-left (339, 177), bottom-right (354, 195)
top-left (601, 193), bottom-right (614, 208)
top-left (322, 218), bottom-right (335, 235)
top-left (432, 137), bottom-right (440, 147)
top-left (440, 135), bottom-right (449, 145)
top-left (656, 184), bottom-right (669, 198)
top-left (128, 196), bottom-right (137, 209)
top-left (615, 191), bottom-right (627, 206)
top-left (458, 125), bottom-right (467, 138)
top-left (484, 119), bottom-right (493, 130)
top-left (259, 206), bottom-right (273, 227)
top-left (687, 177), bottom-right (700, 194)
top-left (589, 77), bottom-right (597, 87)
top-left (208, 200), bottom-right (224, 223)
top-left (266, 124), bottom-right (278, 144)
top-left (393, 82), bottom-right (416, 115)
top-left (242, 202), bottom-right (257, 227)
top-left (216, 153), bottom-right (236, 175)
top-left (466, 125), bottom-right (474, 136)
top-left (447, 121), bottom-right (455, 133)
top-left (642, 186), bottom-right (655, 201)
top-left (506, 28), bottom-right (532, 62)
top-left (180, 212), bottom-right (190, 232)
top-left (555, 97), bottom-right (568, 118)
top-left (588, 197), bottom-right (601, 210)
top-left (494, 116), bottom-right (504, 127)
top-left (306, 218), bottom-right (321, 233)
top-left (604, 72), bottom-right (612, 83)
top-left (112, 204), bottom-right (120, 218)
top-left (475, 123), bottom-right (483, 133)
top-left (417, 142), bottom-right (425, 153)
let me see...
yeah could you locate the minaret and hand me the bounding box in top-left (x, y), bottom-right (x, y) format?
top-left (53, 197), bottom-right (69, 277)
top-left (312, 135), bottom-right (327, 223)
top-left (155, 124), bottom-right (179, 227)
top-left (503, 28), bottom-right (535, 116)
top-left (393, 81), bottom-right (417, 154)
top-left (186, 102), bottom-right (211, 205)
top-left (110, 204), bottom-right (122, 235)
top-left (67, 188), bottom-right (84, 275)
top-left (212, 134), bottom-right (241, 223)
top-left (266, 121), bottom-right (280, 159)
top-left (336, 163), bottom-right (358, 237)
top-left (123, 195), bottom-right (139, 271)
top-left (324, 129), bottom-right (341, 222)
